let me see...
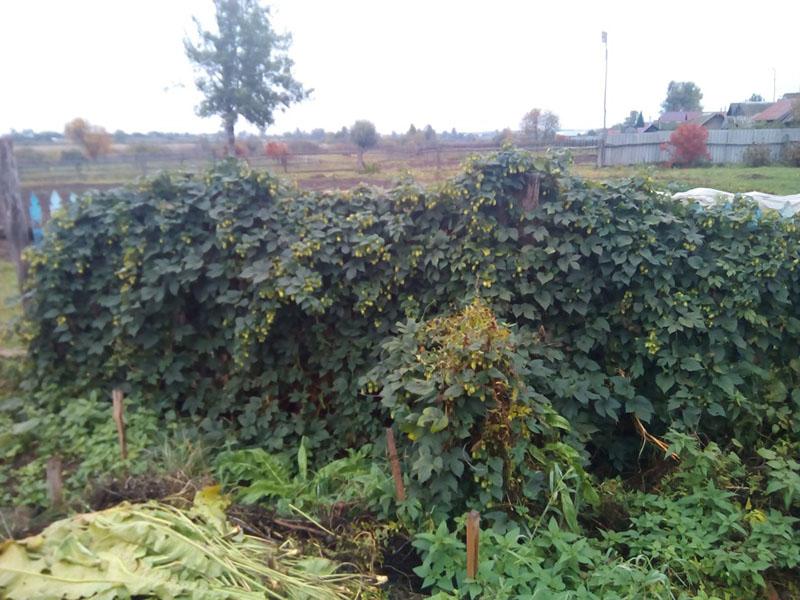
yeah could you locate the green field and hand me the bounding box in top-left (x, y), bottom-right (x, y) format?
top-left (575, 164), bottom-right (800, 195)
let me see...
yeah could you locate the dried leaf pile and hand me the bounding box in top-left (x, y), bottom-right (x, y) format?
top-left (0, 488), bottom-right (378, 599)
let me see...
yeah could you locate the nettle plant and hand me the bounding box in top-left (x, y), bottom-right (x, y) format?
top-left (24, 148), bottom-right (800, 473)
top-left (366, 299), bottom-right (595, 523)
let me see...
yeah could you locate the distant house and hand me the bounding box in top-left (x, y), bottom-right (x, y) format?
top-left (657, 111), bottom-right (702, 128)
top-left (752, 95), bottom-right (798, 126)
top-left (690, 112), bottom-right (726, 129)
top-left (657, 111), bottom-right (725, 130)
top-left (727, 101), bottom-right (774, 119)
top-left (639, 123), bottom-right (660, 133)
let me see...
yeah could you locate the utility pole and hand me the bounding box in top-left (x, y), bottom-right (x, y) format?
top-left (773, 68), bottom-right (776, 102)
top-left (602, 31), bottom-right (608, 131)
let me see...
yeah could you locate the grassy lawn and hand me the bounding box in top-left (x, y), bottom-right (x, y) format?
top-left (0, 260), bottom-right (22, 349)
top-left (575, 164), bottom-right (800, 195)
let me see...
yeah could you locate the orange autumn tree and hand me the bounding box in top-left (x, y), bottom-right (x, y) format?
top-left (64, 118), bottom-right (112, 161)
top-left (662, 123), bottom-right (710, 167)
top-left (265, 141), bottom-right (289, 172)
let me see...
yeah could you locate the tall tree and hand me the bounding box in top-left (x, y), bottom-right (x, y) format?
top-left (520, 108), bottom-right (541, 140)
top-left (661, 81), bottom-right (703, 112)
top-left (185, 0), bottom-right (309, 154)
top-left (622, 110), bottom-right (639, 128)
top-left (350, 120), bottom-right (378, 170)
top-left (541, 111), bottom-right (560, 140)
top-left (748, 93), bottom-right (765, 102)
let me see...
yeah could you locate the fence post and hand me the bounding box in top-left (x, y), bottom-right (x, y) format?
top-left (596, 137), bottom-right (606, 168)
top-left (466, 510), bottom-right (480, 580)
top-left (385, 426), bottom-right (406, 501)
top-left (112, 388), bottom-right (128, 460)
top-left (0, 138), bottom-right (30, 292)
top-left (46, 456), bottom-right (64, 508)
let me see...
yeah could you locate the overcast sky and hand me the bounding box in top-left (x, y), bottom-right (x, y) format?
top-left (1, 0), bottom-right (799, 136)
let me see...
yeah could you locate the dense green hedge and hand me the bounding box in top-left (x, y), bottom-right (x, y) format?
top-left (26, 149), bottom-right (800, 467)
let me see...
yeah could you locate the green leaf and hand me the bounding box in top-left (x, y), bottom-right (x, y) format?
top-left (297, 436), bottom-right (308, 481)
top-left (406, 379), bottom-right (436, 397)
top-left (655, 372), bottom-right (674, 394)
top-left (626, 396), bottom-right (654, 422)
top-left (535, 289), bottom-right (552, 310)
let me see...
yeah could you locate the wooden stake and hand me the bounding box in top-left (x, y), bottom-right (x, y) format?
top-left (385, 427), bottom-right (406, 501)
top-left (112, 388), bottom-right (127, 460)
top-left (466, 510), bottom-right (480, 580)
top-left (46, 456), bottom-right (63, 508)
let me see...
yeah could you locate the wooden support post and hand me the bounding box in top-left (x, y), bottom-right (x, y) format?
top-left (0, 138), bottom-right (30, 293)
top-left (521, 174), bottom-right (541, 212)
top-left (466, 510), bottom-right (480, 580)
top-left (112, 388), bottom-right (128, 460)
top-left (46, 456), bottom-right (63, 508)
top-left (596, 137), bottom-right (606, 168)
top-left (385, 426), bottom-right (406, 501)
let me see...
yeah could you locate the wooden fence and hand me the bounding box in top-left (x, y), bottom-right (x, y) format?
top-left (599, 128), bottom-right (800, 166)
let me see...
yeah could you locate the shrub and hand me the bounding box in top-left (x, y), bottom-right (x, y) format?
top-left (23, 150), bottom-right (800, 476)
top-left (368, 299), bottom-right (595, 523)
top-left (782, 141), bottom-right (800, 167)
top-left (414, 434), bottom-right (800, 598)
top-left (662, 123), bottom-right (710, 166)
top-left (743, 143), bottom-right (772, 167)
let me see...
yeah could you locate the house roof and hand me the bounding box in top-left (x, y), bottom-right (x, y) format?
top-left (658, 111), bottom-right (702, 123)
top-left (727, 102), bottom-right (774, 117)
top-left (689, 112), bottom-right (725, 126)
top-left (752, 99), bottom-right (794, 122)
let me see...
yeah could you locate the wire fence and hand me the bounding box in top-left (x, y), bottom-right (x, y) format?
top-left (15, 139), bottom-right (600, 195)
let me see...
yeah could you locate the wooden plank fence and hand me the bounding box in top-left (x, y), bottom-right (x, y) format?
top-left (599, 128), bottom-right (800, 166)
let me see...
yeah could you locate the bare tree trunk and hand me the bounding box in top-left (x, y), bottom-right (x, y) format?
top-left (0, 138), bottom-right (29, 293)
top-left (225, 115), bottom-right (236, 157)
top-left (357, 148), bottom-right (365, 171)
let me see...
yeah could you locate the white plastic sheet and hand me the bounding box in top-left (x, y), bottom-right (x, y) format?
top-left (672, 188), bottom-right (800, 217)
